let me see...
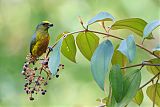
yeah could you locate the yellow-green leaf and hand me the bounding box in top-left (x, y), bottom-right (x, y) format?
top-left (112, 45), bottom-right (128, 67)
top-left (76, 32), bottom-right (99, 61)
top-left (111, 18), bottom-right (154, 39)
top-left (56, 32), bottom-right (77, 63)
top-left (146, 83), bottom-right (160, 107)
top-left (133, 89), bottom-right (144, 105)
top-left (153, 44), bottom-right (160, 57)
top-left (146, 58), bottom-right (160, 76)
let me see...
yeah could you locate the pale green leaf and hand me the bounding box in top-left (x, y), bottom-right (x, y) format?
top-left (143, 20), bottom-right (160, 39)
top-left (48, 38), bottom-right (63, 75)
top-left (118, 35), bottom-right (136, 62)
top-left (87, 12), bottom-right (115, 26)
top-left (91, 40), bottom-right (114, 90)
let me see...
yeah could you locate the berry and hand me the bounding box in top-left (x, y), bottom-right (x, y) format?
top-left (34, 67), bottom-right (37, 70)
top-left (42, 91), bottom-right (45, 95)
top-left (44, 82), bottom-right (48, 86)
top-left (31, 90), bottom-right (34, 93)
top-left (24, 83), bottom-right (28, 87)
top-left (56, 75), bottom-right (59, 78)
top-left (29, 97), bottom-right (34, 101)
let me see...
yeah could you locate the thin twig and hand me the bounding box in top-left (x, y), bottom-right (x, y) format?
top-left (139, 73), bottom-right (160, 90)
top-left (88, 30), bottom-right (160, 59)
top-left (121, 63), bottom-right (160, 69)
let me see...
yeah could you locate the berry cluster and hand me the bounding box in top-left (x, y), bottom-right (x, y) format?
top-left (21, 54), bottom-right (64, 101)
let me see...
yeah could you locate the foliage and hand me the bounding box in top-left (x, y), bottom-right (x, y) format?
top-left (22, 11), bottom-right (160, 106)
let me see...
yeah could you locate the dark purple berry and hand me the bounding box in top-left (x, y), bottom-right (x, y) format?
top-left (31, 90), bottom-right (34, 93)
top-left (24, 83), bottom-right (28, 87)
top-left (56, 75), bottom-right (59, 78)
top-left (42, 91), bottom-right (45, 95)
top-left (29, 97), bottom-right (34, 101)
top-left (34, 67), bottom-right (37, 70)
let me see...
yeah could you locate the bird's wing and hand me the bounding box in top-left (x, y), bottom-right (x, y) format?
top-left (30, 33), bottom-right (37, 54)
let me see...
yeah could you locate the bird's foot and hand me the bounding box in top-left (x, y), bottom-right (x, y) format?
top-left (48, 46), bottom-right (53, 51)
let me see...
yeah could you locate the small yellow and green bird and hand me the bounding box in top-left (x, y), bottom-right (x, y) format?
top-left (30, 21), bottom-right (53, 59)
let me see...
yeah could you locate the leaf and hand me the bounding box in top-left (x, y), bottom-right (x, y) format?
top-left (119, 69), bottom-right (141, 107)
top-left (118, 35), bottom-right (136, 62)
top-left (109, 65), bottom-right (123, 103)
top-left (91, 40), bottom-right (114, 90)
top-left (146, 83), bottom-right (160, 107)
top-left (143, 20), bottom-right (160, 39)
top-left (146, 58), bottom-right (160, 76)
top-left (48, 38), bottom-right (63, 75)
top-left (153, 44), bottom-right (160, 57)
top-left (112, 45), bottom-right (128, 67)
top-left (76, 32), bottom-right (99, 61)
top-left (111, 18), bottom-right (154, 39)
top-left (87, 12), bottom-right (115, 26)
top-left (56, 32), bottom-right (77, 63)
top-left (133, 89), bottom-right (144, 105)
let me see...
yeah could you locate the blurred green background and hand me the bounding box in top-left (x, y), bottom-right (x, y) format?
top-left (0, 0), bottom-right (159, 107)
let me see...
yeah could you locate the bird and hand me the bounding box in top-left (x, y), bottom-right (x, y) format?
top-left (30, 21), bottom-right (53, 60)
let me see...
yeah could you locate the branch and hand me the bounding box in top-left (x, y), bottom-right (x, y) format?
top-left (88, 30), bottom-right (160, 59)
top-left (46, 29), bottom-right (160, 59)
top-left (121, 62), bottom-right (160, 69)
top-left (139, 73), bottom-right (160, 90)
top-left (45, 30), bottom-right (85, 58)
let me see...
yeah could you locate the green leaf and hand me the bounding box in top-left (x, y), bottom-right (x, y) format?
top-left (133, 89), bottom-right (144, 105)
top-left (143, 20), bottom-right (160, 39)
top-left (91, 40), bottom-right (114, 90)
top-left (48, 38), bottom-right (63, 75)
top-left (112, 45), bottom-right (128, 67)
top-left (87, 12), bottom-right (115, 26)
top-left (146, 58), bottom-right (160, 76)
top-left (118, 35), bottom-right (136, 62)
top-left (76, 32), bottom-right (99, 61)
top-left (153, 44), bottom-right (160, 57)
top-left (111, 18), bottom-right (154, 39)
top-left (146, 83), bottom-right (160, 107)
top-left (56, 32), bottom-right (77, 63)
top-left (109, 65), bottom-right (123, 103)
top-left (119, 69), bottom-right (141, 107)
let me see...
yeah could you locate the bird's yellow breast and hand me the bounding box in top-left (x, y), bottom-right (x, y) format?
top-left (31, 33), bottom-right (50, 58)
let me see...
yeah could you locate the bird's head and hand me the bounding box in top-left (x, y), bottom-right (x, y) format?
top-left (36, 21), bottom-right (53, 31)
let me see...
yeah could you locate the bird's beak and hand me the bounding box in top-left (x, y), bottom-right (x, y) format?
top-left (48, 23), bottom-right (54, 27)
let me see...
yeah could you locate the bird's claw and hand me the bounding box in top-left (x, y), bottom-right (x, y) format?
top-left (48, 46), bottom-right (53, 51)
